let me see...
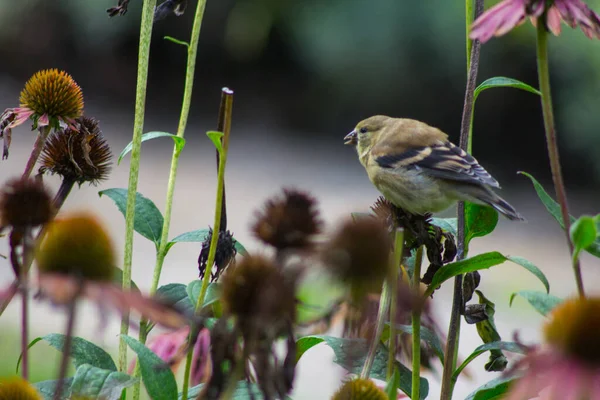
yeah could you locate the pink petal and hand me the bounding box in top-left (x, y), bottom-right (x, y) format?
top-left (7, 109), bottom-right (34, 129)
top-left (546, 7), bottom-right (563, 36)
top-left (37, 114), bottom-right (49, 127)
top-left (470, 0), bottom-right (528, 42)
top-left (191, 328), bottom-right (211, 386)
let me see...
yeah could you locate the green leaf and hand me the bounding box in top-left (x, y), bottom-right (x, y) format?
top-left (294, 335), bottom-right (428, 399)
top-left (38, 333), bottom-right (117, 371)
top-left (181, 382), bottom-right (267, 399)
top-left (166, 228), bottom-right (248, 256)
top-left (70, 364), bottom-right (138, 400)
top-left (206, 131), bottom-right (224, 153)
top-left (156, 283), bottom-right (195, 315)
top-left (473, 291), bottom-right (507, 372)
top-left (520, 172), bottom-right (600, 258)
top-left (393, 324), bottom-right (445, 364)
top-left (164, 35), bottom-right (190, 47)
top-left (16, 337), bottom-right (43, 373)
top-left (113, 267), bottom-right (140, 293)
top-left (509, 290), bottom-right (563, 316)
top-left (570, 215), bottom-right (598, 263)
top-left (473, 77), bottom-right (540, 102)
top-left (465, 376), bottom-right (518, 400)
top-left (384, 368), bottom-right (401, 400)
top-left (117, 131), bottom-right (185, 165)
top-left (465, 203), bottom-right (498, 253)
top-left (430, 217), bottom-right (458, 237)
top-left (122, 335), bottom-right (177, 400)
top-left (426, 252), bottom-right (548, 296)
top-left (186, 280), bottom-right (221, 311)
top-left (295, 270), bottom-right (346, 325)
top-left (99, 188), bottom-right (164, 248)
top-left (34, 379), bottom-right (73, 400)
top-left (452, 341), bottom-right (525, 382)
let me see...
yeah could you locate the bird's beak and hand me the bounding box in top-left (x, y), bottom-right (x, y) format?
top-left (344, 130), bottom-right (358, 145)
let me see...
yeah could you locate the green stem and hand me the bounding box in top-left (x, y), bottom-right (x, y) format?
top-left (535, 20), bottom-right (584, 297)
top-left (411, 246), bottom-right (423, 400)
top-left (118, 0), bottom-right (157, 373)
top-left (387, 228), bottom-right (404, 380)
top-left (21, 125), bottom-right (51, 179)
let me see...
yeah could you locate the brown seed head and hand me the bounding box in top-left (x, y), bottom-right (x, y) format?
top-left (0, 377), bottom-right (42, 400)
top-left (252, 189), bottom-right (322, 250)
top-left (0, 178), bottom-right (53, 229)
top-left (221, 255), bottom-right (296, 336)
top-left (544, 297), bottom-right (600, 366)
top-left (321, 218), bottom-right (391, 295)
top-left (19, 69), bottom-right (83, 122)
top-left (39, 116), bottom-right (112, 185)
top-left (331, 378), bottom-right (387, 400)
top-left (36, 212), bottom-right (115, 282)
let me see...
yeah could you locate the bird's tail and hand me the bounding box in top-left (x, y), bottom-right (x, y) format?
top-left (477, 189), bottom-right (525, 221)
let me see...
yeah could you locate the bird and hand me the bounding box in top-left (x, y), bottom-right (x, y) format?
top-left (344, 115), bottom-right (524, 221)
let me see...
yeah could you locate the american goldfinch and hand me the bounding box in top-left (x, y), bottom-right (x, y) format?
top-left (344, 115), bottom-right (524, 221)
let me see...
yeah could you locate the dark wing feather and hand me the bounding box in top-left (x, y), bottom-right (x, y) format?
top-left (375, 141), bottom-right (500, 188)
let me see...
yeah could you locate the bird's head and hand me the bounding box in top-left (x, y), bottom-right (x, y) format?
top-left (344, 115), bottom-right (391, 154)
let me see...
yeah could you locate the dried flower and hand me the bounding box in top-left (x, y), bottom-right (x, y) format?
top-left (252, 189), bottom-right (322, 251)
top-left (506, 297), bottom-right (600, 399)
top-left (471, 0), bottom-right (600, 43)
top-left (154, 0), bottom-right (187, 21)
top-left (39, 116), bottom-right (112, 186)
top-left (36, 212), bottom-right (115, 282)
top-left (0, 178), bottom-right (53, 230)
top-left (107, 0), bottom-right (130, 17)
top-left (0, 377), bottom-right (42, 400)
top-left (320, 218), bottom-right (391, 297)
top-left (198, 228), bottom-right (237, 282)
top-left (331, 378), bottom-right (388, 400)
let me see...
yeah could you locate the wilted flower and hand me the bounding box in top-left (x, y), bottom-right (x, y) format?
top-left (506, 297), bottom-right (600, 399)
top-left (154, 0), bottom-right (187, 21)
top-left (198, 228), bottom-right (237, 282)
top-left (0, 377), bottom-right (42, 400)
top-left (471, 0), bottom-right (600, 43)
top-left (39, 116), bottom-right (112, 186)
top-left (107, 0), bottom-right (130, 17)
top-left (252, 189), bottom-right (322, 251)
top-left (331, 378), bottom-right (388, 400)
top-left (0, 178), bottom-right (53, 231)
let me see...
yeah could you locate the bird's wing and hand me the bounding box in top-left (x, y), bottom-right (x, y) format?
top-left (375, 141), bottom-right (500, 188)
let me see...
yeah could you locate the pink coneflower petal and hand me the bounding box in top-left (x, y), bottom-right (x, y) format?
top-left (191, 328), bottom-right (211, 386)
top-left (546, 7), bottom-right (563, 36)
top-left (555, 0), bottom-right (600, 38)
top-left (471, 0), bottom-right (528, 42)
top-left (129, 327), bottom-right (190, 374)
top-left (7, 109), bottom-right (34, 129)
top-left (37, 114), bottom-right (49, 127)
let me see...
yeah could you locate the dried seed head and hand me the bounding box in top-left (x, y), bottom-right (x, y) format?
top-left (39, 116), bottom-right (112, 185)
top-left (221, 255), bottom-right (296, 335)
top-left (0, 178), bottom-right (53, 229)
top-left (19, 69), bottom-right (83, 125)
top-left (36, 212), bottom-right (115, 282)
top-left (252, 189), bottom-right (322, 250)
top-left (321, 218), bottom-right (391, 295)
top-left (198, 228), bottom-right (237, 282)
top-left (544, 297), bottom-right (600, 366)
top-left (0, 377), bottom-right (42, 400)
top-left (331, 378), bottom-right (387, 400)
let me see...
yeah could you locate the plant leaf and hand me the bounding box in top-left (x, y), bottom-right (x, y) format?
top-left (70, 364), bottom-right (138, 400)
top-left (99, 188), bottom-right (164, 248)
top-left (38, 333), bottom-right (117, 371)
top-left (453, 341), bottom-right (525, 382)
top-left (164, 35), bottom-right (190, 47)
top-left (509, 290), bottom-right (563, 316)
top-left (295, 271), bottom-right (346, 325)
top-left (294, 335), bottom-right (428, 399)
top-left (465, 203), bottom-right (498, 253)
top-left (122, 335), bottom-right (177, 400)
top-left (570, 215), bottom-right (598, 263)
top-left (206, 131), bottom-right (224, 153)
top-left (430, 217), bottom-right (458, 237)
top-left (181, 382), bottom-right (268, 399)
top-left (520, 172), bottom-right (600, 258)
top-left (34, 379), bottom-right (73, 400)
top-left (473, 77), bottom-right (540, 102)
top-left (186, 280), bottom-right (221, 311)
top-left (393, 324), bottom-right (445, 364)
top-left (465, 376), bottom-right (518, 400)
top-left (113, 267), bottom-right (141, 293)
top-left (118, 131), bottom-right (185, 165)
top-left (156, 283), bottom-right (195, 315)
top-left (473, 291), bottom-right (507, 372)
top-left (426, 252), bottom-right (548, 296)
top-left (166, 228), bottom-right (247, 255)
top-left (384, 367), bottom-right (401, 400)
top-left (16, 337), bottom-right (43, 374)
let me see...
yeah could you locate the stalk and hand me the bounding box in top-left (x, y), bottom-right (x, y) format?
top-left (387, 228), bottom-right (404, 379)
top-left (535, 20), bottom-right (584, 297)
top-left (22, 125), bottom-right (51, 179)
top-left (53, 288), bottom-right (80, 400)
top-left (118, 0), bottom-right (157, 373)
top-left (411, 246), bottom-right (423, 400)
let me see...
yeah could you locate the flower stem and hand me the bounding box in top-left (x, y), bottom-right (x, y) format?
top-left (53, 289), bottom-right (80, 400)
top-left (118, 0), bottom-right (157, 374)
top-left (360, 279), bottom-right (391, 379)
top-left (53, 178), bottom-right (75, 211)
top-left (440, 1), bottom-right (483, 399)
top-left (22, 125), bottom-right (51, 179)
top-left (535, 20), bottom-right (584, 297)
top-left (19, 231), bottom-right (34, 381)
top-left (411, 246), bottom-right (423, 400)
top-left (387, 228), bottom-right (404, 380)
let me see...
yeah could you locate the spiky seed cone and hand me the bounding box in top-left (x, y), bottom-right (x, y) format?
top-left (0, 178), bottom-right (53, 229)
top-left (39, 116), bottom-right (112, 185)
top-left (252, 189), bottom-right (322, 250)
top-left (321, 218), bottom-right (392, 296)
top-left (544, 297), bottom-right (600, 366)
top-left (331, 379), bottom-right (387, 400)
top-left (221, 255), bottom-right (296, 334)
top-left (0, 377), bottom-right (42, 400)
top-left (198, 228), bottom-right (237, 282)
top-left (36, 212), bottom-right (115, 282)
top-left (19, 69), bottom-right (83, 121)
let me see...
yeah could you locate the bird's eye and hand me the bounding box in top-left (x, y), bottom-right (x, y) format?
top-left (359, 127), bottom-right (368, 134)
